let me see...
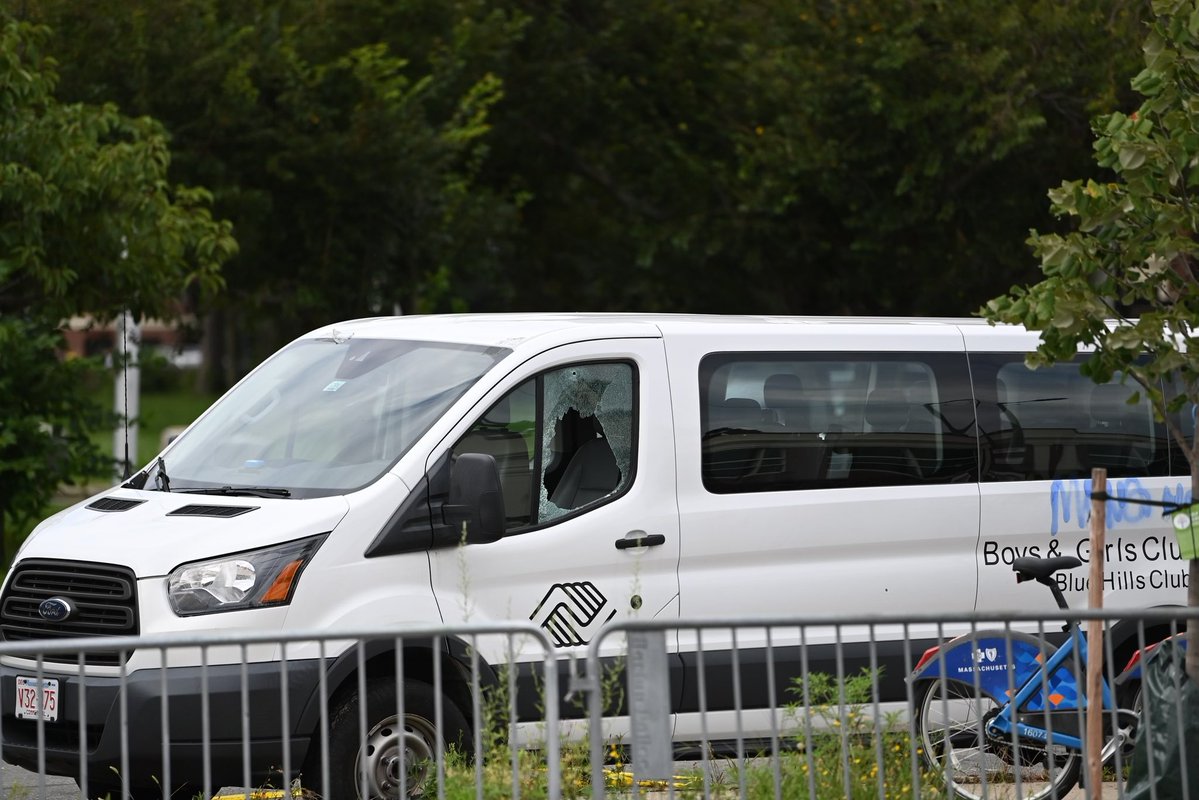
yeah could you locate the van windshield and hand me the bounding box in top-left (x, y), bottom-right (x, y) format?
top-left (154, 338), bottom-right (509, 497)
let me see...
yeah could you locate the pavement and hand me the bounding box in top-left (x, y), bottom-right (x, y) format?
top-left (0, 763), bottom-right (288, 799)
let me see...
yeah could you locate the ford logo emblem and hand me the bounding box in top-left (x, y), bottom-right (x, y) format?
top-left (37, 597), bottom-right (73, 623)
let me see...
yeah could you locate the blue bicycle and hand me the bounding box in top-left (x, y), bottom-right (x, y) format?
top-left (909, 555), bottom-right (1169, 800)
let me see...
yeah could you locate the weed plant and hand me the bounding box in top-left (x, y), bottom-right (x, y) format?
top-left (738, 668), bottom-right (946, 800)
top-left (436, 664), bottom-right (945, 799)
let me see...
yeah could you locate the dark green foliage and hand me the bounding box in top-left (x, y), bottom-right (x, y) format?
top-left (984, 0), bottom-right (1199, 683)
top-left (478, 1), bottom-right (1142, 316)
top-left (0, 321), bottom-right (110, 537)
top-left (0, 2), bottom-right (1166, 556)
top-left (21, 0), bottom-right (1149, 379)
top-left (0, 17), bottom-right (236, 548)
top-left (985, 0), bottom-right (1199, 471)
top-left (28, 0), bottom-right (526, 371)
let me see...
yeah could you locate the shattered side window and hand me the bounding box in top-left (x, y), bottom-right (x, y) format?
top-left (537, 362), bottom-right (636, 523)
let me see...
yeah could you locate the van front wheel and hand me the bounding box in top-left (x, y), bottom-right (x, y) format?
top-left (319, 677), bottom-right (470, 799)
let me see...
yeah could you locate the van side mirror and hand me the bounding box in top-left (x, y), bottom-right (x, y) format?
top-left (442, 453), bottom-right (506, 544)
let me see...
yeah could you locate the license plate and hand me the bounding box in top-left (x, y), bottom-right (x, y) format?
top-left (15, 677), bottom-right (59, 722)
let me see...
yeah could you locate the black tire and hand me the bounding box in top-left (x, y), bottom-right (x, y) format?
top-left (915, 678), bottom-right (1081, 800)
top-left (311, 677), bottom-right (471, 800)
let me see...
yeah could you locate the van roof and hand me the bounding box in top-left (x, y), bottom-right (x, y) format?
top-left (304, 311), bottom-right (997, 335)
top-left (305, 313), bottom-right (1004, 348)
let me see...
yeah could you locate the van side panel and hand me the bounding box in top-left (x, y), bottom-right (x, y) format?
top-left (965, 346), bottom-right (1187, 634)
top-left (665, 323), bottom-right (980, 708)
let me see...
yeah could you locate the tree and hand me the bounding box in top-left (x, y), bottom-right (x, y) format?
top-left (0, 17), bottom-right (236, 561)
top-left (476, 0), bottom-right (1146, 316)
top-left (983, 0), bottom-right (1199, 682)
top-left (27, 0), bottom-right (1149, 380)
top-left (27, 0), bottom-right (526, 385)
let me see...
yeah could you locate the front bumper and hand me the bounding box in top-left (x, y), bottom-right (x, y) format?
top-left (0, 659), bottom-right (322, 792)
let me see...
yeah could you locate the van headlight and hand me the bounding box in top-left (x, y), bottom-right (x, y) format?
top-left (167, 535), bottom-right (326, 616)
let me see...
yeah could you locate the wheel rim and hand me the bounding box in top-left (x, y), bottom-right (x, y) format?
top-left (919, 680), bottom-right (1079, 800)
top-left (355, 712), bottom-right (439, 799)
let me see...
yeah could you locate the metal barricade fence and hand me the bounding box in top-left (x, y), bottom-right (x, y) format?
top-left (4, 609), bottom-right (1199, 800)
top-left (0, 622), bottom-right (560, 800)
top-left (579, 608), bottom-right (1199, 800)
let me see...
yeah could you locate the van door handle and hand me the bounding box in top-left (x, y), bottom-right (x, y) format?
top-left (615, 532), bottom-right (666, 550)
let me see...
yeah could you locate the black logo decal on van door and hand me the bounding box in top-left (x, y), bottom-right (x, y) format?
top-left (530, 582), bottom-right (616, 647)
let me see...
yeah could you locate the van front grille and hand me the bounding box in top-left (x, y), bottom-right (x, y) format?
top-left (0, 560), bottom-right (138, 666)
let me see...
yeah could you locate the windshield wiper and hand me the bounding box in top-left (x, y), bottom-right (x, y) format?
top-left (155, 457), bottom-right (171, 492)
top-left (174, 485), bottom-right (292, 498)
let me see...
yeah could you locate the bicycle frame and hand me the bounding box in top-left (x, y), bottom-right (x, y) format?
top-left (983, 621), bottom-right (1114, 752)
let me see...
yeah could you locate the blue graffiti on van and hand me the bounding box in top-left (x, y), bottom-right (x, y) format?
top-left (1049, 479), bottom-right (1190, 536)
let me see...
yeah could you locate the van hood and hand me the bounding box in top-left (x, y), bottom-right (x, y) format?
top-left (17, 490), bottom-right (350, 577)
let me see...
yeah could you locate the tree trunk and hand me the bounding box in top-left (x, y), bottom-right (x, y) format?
top-left (199, 309), bottom-right (225, 395)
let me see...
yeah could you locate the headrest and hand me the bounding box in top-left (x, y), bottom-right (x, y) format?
top-left (764, 374), bottom-right (805, 408)
top-left (864, 387), bottom-right (911, 431)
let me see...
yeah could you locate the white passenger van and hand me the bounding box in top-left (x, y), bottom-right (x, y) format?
top-left (0, 315), bottom-right (1190, 795)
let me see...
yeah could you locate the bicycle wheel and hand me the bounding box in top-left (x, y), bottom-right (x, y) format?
top-left (916, 678), bottom-right (1081, 800)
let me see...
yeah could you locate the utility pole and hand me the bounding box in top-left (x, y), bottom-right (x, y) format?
top-left (112, 310), bottom-right (141, 481)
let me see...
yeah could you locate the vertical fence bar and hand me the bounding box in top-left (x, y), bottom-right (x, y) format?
top-left (280, 641), bottom-right (293, 799)
top-left (1175, 617), bottom-right (1191, 800)
top-left (356, 642), bottom-right (368, 800)
top-left (1136, 620), bottom-right (1156, 800)
top-left (900, 623), bottom-right (919, 800)
top-left (589, 644), bottom-right (607, 800)
top-left (471, 634), bottom-right (484, 800)
top-left (119, 649), bottom-right (130, 799)
top-left (1087, 467), bottom-right (1107, 797)
top-left (1074, 614), bottom-right (1093, 796)
top-left (240, 643), bottom-right (251, 796)
top-left (867, 625), bottom-right (884, 800)
top-left (1, 650), bottom-right (5, 800)
top-left (34, 656), bottom-right (46, 799)
top-left (1102, 616), bottom-right (1122, 795)
top-left (933, 621), bottom-right (951, 797)
top-left (76, 651), bottom-right (86, 800)
top-left (320, 640), bottom-right (331, 800)
top-left (764, 627), bottom-right (781, 800)
top-left (158, 646), bottom-right (170, 797)
top-left (730, 628), bottom-right (746, 799)
top-left (834, 623), bottom-right (852, 800)
top-left (542, 639), bottom-right (560, 800)
top-left (397, 636), bottom-right (407, 800)
top-left (434, 640), bottom-right (446, 800)
top-left (799, 625), bottom-right (816, 800)
top-left (696, 628), bottom-right (711, 800)
top-left (1003, 621), bottom-right (1020, 800)
top-left (507, 637), bottom-right (519, 800)
top-left (200, 646), bottom-right (212, 798)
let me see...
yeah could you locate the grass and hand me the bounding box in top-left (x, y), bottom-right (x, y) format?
top-left (90, 386), bottom-right (218, 470)
top-left (432, 668), bottom-right (946, 800)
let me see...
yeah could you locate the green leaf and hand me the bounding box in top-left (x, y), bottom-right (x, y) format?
top-left (1118, 144), bottom-right (1147, 170)
top-left (1051, 307), bottom-right (1076, 329)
